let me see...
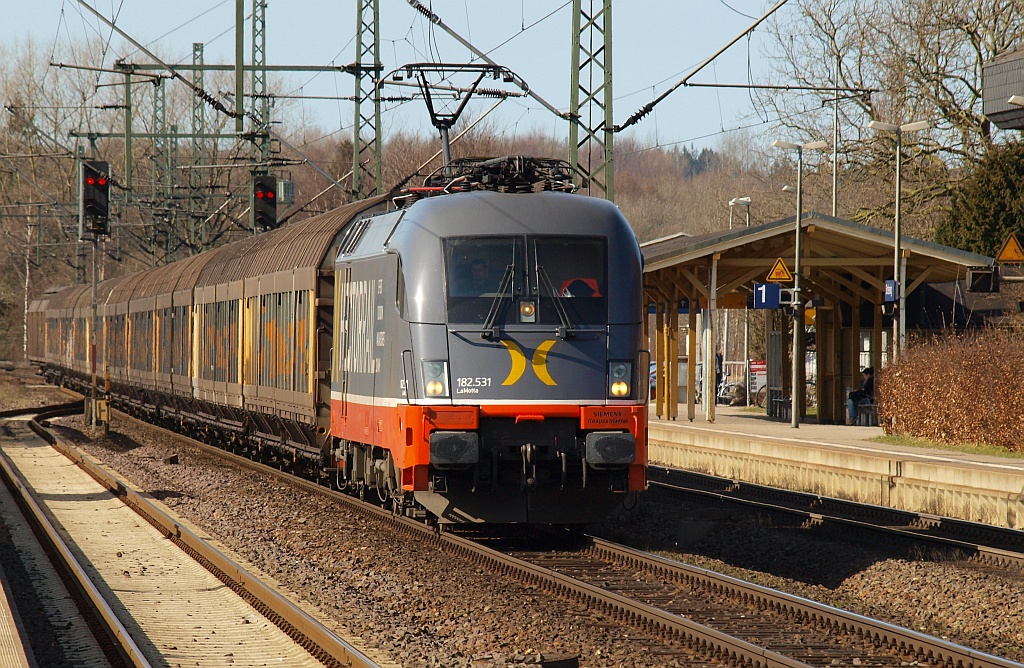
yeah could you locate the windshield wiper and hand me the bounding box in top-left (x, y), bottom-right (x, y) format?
top-left (481, 263), bottom-right (515, 339)
top-left (537, 265), bottom-right (575, 339)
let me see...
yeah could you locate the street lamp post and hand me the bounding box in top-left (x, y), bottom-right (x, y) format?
top-left (867, 119), bottom-right (929, 360)
top-left (728, 196), bottom-right (752, 228)
top-left (773, 140), bottom-right (827, 428)
top-left (729, 196), bottom-right (752, 403)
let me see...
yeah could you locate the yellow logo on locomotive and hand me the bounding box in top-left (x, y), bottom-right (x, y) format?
top-left (500, 340), bottom-right (557, 386)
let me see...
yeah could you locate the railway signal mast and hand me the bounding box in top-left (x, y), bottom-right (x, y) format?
top-left (79, 158), bottom-right (112, 431)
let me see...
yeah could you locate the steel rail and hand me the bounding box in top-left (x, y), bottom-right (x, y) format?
top-left (107, 409), bottom-right (1024, 668)
top-left (440, 532), bottom-right (814, 668)
top-left (18, 389), bottom-right (1024, 667)
top-left (648, 465), bottom-right (1024, 569)
top-left (26, 414), bottom-right (382, 668)
top-left (0, 399), bottom-right (82, 420)
top-left (0, 427), bottom-right (150, 667)
top-left (109, 411), bottom-right (813, 667)
top-left (584, 536), bottom-right (1024, 668)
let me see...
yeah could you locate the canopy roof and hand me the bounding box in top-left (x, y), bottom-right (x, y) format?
top-left (640, 211), bottom-right (992, 307)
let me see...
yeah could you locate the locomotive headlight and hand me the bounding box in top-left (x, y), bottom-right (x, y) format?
top-left (608, 362), bottom-right (632, 398)
top-left (519, 299), bottom-right (537, 323)
top-left (422, 360), bottom-right (450, 398)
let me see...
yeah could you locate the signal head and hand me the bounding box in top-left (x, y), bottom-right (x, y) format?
top-left (81, 160), bottom-right (111, 233)
top-left (252, 174), bottom-right (279, 230)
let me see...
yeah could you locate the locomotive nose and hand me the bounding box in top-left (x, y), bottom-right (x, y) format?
top-left (447, 330), bottom-right (608, 401)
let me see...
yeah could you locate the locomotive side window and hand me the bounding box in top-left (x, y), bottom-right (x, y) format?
top-left (396, 258), bottom-right (407, 318)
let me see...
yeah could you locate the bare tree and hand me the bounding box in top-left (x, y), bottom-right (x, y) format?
top-left (760, 0), bottom-right (1024, 236)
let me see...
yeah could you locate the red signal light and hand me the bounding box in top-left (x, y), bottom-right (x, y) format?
top-left (98, 177), bottom-right (107, 186)
top-left (266, 191), bottom-right (275, 199)
top-left (86, 176), bottom-right (97, 185)
top-left (256, 190), bottom-right (265, 199)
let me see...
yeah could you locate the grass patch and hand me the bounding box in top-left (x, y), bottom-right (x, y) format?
top-left (868, 433), bottom-right (1024, 459)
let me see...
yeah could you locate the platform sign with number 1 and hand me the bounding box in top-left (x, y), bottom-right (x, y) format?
top-left (753, 283), bottom-right (781, 309)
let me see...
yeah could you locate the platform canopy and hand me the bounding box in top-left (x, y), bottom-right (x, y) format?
top-left (639, 211), bottom-right (994, 425)
top-left (641, 211), bottom-right (992, 309)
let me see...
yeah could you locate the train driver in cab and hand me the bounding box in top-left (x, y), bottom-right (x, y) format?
top-left (468, 258), bottom-right (490, 293)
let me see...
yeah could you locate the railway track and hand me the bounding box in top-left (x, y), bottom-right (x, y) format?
top-left (648, 465), bottom-right (1024, 569)
top-left (0, 403), bottom-right (383, 668)
top-left (501, 533), bottom-right (1022, 668)
top-left (100, 409), bottom-right (1024, 668)
top-left (0, 425), bottom-right (116, 667)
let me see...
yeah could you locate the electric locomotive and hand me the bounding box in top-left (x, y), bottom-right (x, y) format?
top-left (329, 157), bottom-right (648, 523)
top-left (27, 157), bottom-right (647, 525)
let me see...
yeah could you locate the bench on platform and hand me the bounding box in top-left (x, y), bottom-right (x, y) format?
top-left (855, 403), bottom-right (877, 426)
top-left (770, 397), bottom-right (791, 421)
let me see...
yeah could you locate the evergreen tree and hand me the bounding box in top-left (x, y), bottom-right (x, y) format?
top-left (935, 141), bottom-right (1024, 256)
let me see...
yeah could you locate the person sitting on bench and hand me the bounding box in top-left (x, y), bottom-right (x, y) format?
top-left (847, 367), bottom-right (874, 425)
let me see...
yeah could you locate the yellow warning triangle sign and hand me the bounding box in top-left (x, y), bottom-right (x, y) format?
top-left (995, 233), bottom-right (1024, 263)
top-left (765, 257), bottom-right (794, 283)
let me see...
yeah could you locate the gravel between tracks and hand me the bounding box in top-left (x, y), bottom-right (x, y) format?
top-left (3, 374), bottom-right (1023, 667)
top-left (55, 415), bottom-right (680, 668)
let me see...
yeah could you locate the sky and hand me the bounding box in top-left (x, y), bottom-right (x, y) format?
top-left (5, 1), bottom-right (792, 156)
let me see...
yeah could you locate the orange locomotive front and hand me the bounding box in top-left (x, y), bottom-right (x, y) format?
top-left (329, 159), bottom-right (647, 524)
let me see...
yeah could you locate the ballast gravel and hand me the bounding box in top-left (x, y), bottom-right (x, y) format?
top-left (2, 377), bottom-right (1021, 667)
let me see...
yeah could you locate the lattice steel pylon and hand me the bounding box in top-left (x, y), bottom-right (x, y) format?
top-left (352, 0), bottom-right (382, 200)
top-left (569, 0), bottom-right (613, 201)
top-left (152, 78), bottom-right (167, 204)
top-left (251, 0), bottom-right (270, 173)
top-left (190, 42), bottom-right (207, 251)
top-left (151, 78), bottom-right (175, 264)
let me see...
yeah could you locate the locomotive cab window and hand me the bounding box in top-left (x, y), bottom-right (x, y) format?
top-left (443, 235), bottom-right (607, 326)
top-left (532, 237), bottom-right (607, 327)
top-left (444, 237), bottom-right (521, 324)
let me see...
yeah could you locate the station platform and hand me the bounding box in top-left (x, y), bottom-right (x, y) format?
top-left (0, 510), bottom-right (35, 668)
top-left (0, 575), bottom-right (31, 668)
top-left (647, 405), bottom-right (1024, 530)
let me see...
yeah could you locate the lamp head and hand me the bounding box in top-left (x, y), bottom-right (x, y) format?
top-left (868, 120), bottom-right (899, 132)
top-left (900, 120), bottom-right (929, 132)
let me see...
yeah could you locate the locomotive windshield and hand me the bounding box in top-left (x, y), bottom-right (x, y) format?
top-left (443, 235), bottom-right (607, 325)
